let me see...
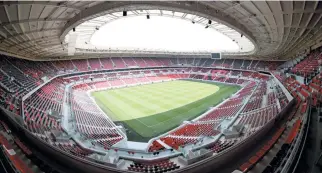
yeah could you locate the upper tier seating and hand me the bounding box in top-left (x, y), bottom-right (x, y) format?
top-left (249, 60), bottom-right (259, 70)
top-left (52, 60), bottom-right (75, 71)
top-left (225, 78), bottom-right (238, 84)
top-left (0, 56), bottom-right (281, 88)
top-left (100, 58), bottom-right (114, 69)
top-left (241, 60), bottom-right (252, 69)
top-left (0, 70), bottom-right (21, 93)
top-left (291, 51), bottom-right (321, 77)
top-left (111, 58), bottom-right (126, 68)
top-left (73, 59), bottom-right (89, 71)
top-left (135, 57), bottom-right (147, 67)
top-left (88, 58), bottom-right (102, 70)
top-left (122, 57), bottom-right (138, 67)
top-left (0, 57), bottom-right (38, 91)
top-left (144, 58), bottom-right (158, 66)
top-left (6, 56), bottom-right (56, 80)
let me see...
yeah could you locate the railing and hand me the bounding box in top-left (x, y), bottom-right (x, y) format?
top-left (271, 72), bottom-right (293, 101)
top-left (281, 98), bottom-right (311, 173)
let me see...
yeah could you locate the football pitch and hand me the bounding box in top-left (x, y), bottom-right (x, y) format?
top-left (91, 79), bottom-right (240, 142)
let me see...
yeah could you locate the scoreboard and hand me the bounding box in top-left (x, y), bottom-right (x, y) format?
top-left (211, 53), bottom-right (221, 59)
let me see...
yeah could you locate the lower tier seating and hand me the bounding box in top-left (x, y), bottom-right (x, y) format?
top-left (128, 160), bottom-right (180, 173)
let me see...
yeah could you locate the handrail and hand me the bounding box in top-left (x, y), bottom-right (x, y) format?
top-left (281, 98), bottom-right (310, 173)
top-left (291, 99), bottom-right (311, 173)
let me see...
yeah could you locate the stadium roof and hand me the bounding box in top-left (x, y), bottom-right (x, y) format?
top-left (0, 1), bottom-right (321, 60)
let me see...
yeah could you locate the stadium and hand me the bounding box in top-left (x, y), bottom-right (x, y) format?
top-left (0, 1), bottom-right (319, 173)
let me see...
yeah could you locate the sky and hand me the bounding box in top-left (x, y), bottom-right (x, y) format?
top-left (90, 16), bottom-right (240, 52)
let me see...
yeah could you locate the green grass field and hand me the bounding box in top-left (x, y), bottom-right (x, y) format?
top-left (92, 79), bottom-right (240, 142)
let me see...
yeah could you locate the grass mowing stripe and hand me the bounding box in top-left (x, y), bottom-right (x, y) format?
top-left (118, 88), bottom-right (180, 110)
top-left (92, 80), bottom-right (240, 142)
top-left (95, 80), bottom-right (219, 119)
top-left (122, 85), bottom-right (214, 111)
top-left (125, 85), bottom-right (237, 139)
